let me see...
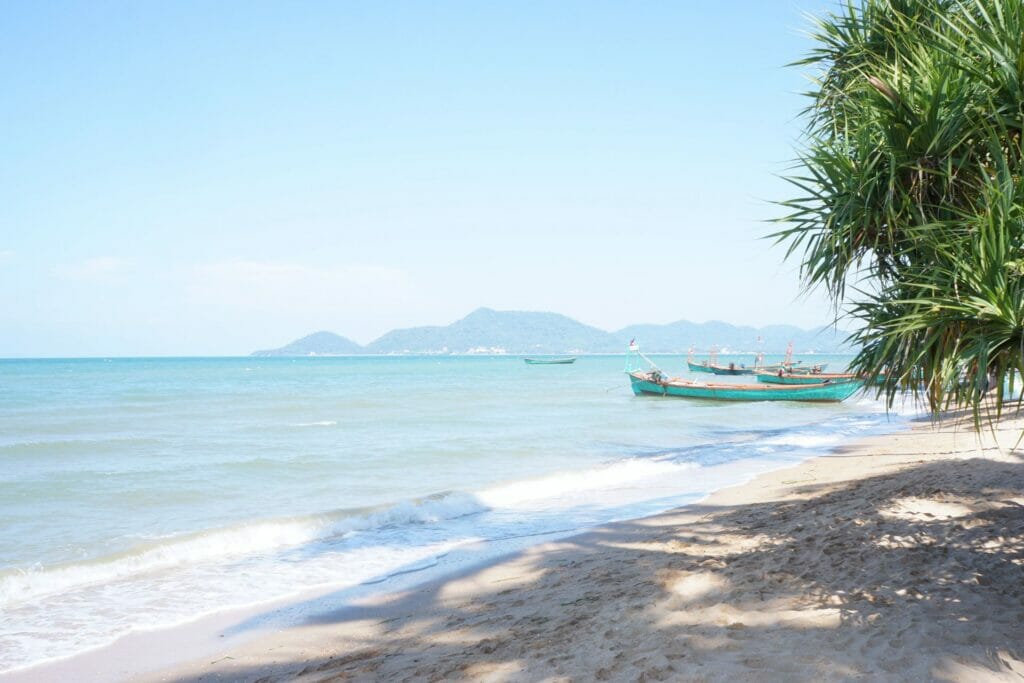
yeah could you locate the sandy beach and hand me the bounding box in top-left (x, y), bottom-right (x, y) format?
top-left (11, 1), bottom-right (1024, 681)
top-left (26, 410), bottom-right (1024, 683)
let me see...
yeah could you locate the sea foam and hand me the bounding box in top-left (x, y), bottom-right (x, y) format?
top-left (0, 354), bottom-right (908, 676)
top-left (0, 492), bottom-right (485, 607)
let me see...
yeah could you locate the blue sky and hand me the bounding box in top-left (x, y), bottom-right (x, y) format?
top-left (1, 1), bottom-right (839, 356)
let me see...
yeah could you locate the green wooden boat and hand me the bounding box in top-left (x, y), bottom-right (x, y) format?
top-left (629, 371), bottom-right (862, 402)
top-left (756, 371), bottom-right (859, 385)
top-left (688, 348), bottom-right (803, 376)
top-left (708, 363), bottom-right (755, 376)
top-left (524, 357), bottom-right (577, 365)
top-left (783, 363), bottom-right (829, 374)
top-left (687, 353), bottom-right (756, 375)
top-left (687, 360), bottom-right (714, 373)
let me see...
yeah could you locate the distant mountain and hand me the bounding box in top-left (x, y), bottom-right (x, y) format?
top-left (366, 308), bottom-right (619, 354)
top-left (252, 331), bottom-right (364, 356)
top-left (251, 309), bottom-right (855, 356)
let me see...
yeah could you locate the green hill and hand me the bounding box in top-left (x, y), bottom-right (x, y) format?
top-left (252, 309), bottom-right (854, 355)
top-left (252, 331), bottom-right (364, 356)
top-left (365, 307), bottom-right (618, 354)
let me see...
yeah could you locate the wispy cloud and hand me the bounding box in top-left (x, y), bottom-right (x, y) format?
top-left (0, 250), bottom-right (13, 265)
top-left (53, 257), bottom-right (129, 284)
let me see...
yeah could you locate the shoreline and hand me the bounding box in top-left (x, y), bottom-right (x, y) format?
top-left (2, 401), bottom-right (902, 682)
top-left (13, 410), bottom-right (1024, 681)
top-left (156, 411), bottom-right (1023, 682)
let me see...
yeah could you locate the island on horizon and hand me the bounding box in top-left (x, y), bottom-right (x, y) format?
top-left (252, 307), bottom-right (854, 357)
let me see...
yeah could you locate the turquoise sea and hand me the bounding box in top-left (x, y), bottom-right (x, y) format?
top-left (0, 355), bottom-right (909, 674)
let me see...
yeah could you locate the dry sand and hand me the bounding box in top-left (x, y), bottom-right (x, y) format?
top-left (120, 413), bottom-right (1024, 681)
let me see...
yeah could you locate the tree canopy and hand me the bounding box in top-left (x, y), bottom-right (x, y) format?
top-left (774, 0), bottom-right (1024, 417)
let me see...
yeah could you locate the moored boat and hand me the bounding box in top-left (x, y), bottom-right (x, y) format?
top-left (756, 371), bottom-right (858, 385)
top-left (687, 360), bottom-right (714, 373)
top-left (524, 357), bottom-right (577, 365)
top-left (629, 370), bottom-right (862, 402)
top-left (688, 347), bottom-right (757, 374)
top-left (762, 342), bottom-right (826, 374)
top-left (687, 345), bottom-right (814, 375)
top-left (707, 363), bottom-right (755, 376)
top-left (687, 347), bottom-right (715, 373)
top-left (781, 363), bottom-right (829, 374)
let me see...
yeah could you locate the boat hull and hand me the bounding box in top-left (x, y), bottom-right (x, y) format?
top-left (629, 372), bottom-right (861, 402)
top-left (524, 357), bottom-right (577, 365)
top-left (756, 372), bottom-right (858, 385)
top-left (687, 361), bottom-right (714, 373)
top-left (783, 364), bottom-right (829, 374)
top-left (708, 365), bottom-right (755, 376)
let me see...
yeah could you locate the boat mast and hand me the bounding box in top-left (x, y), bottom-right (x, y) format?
top-left (625, 339), bottom-right (639, 372)
top-left (625, 340), bottom-right (661, 374)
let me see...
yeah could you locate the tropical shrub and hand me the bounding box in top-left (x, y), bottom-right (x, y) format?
top-left (775, 0), bottom-right (1024, 417)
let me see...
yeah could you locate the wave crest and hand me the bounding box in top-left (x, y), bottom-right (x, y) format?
top-left (0, 492), bottom-right (485, 607)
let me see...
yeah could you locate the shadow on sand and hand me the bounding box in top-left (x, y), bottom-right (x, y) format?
top-left (165, 436), bottom-right (1024, 683)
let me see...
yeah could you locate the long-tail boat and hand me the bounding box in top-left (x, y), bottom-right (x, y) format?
top-left (687, 346), bottom-right (756, 374)
top-left (688, 358), bottom-right (712, 374)
top-left (628, 370), bottom-right (861, 402)
top-left (524, 357), bottom-right (577, 365)
top-left (763, 341), bottom-right (826, 374)
top-left (687, 345), bottom-right (819, 375)
top-left (708, 362), bottom-right (755, 375)
top-left (781, 363), bottom-right (829, 374)
top-left (687, 347), bottom-right (715, 373)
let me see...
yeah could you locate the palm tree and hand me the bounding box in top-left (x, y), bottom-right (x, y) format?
top-left (773, 0), bottom-right (1024, 418)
